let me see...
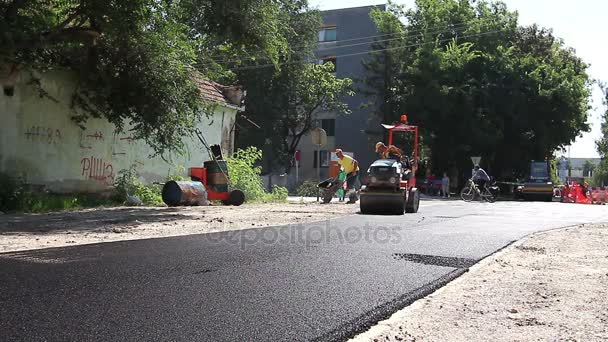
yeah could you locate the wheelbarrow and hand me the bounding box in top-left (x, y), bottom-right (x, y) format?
top-left (318, 178), bottom-right (344, 204)
top-left (318, 169), bottom-right (348, 204)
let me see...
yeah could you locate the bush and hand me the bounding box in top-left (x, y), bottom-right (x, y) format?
top-left (0, 172), bottom-right (114, 213)
top-left (18, 193), bottom-right (112, 213)
top-left (295, 180), bottom-right (319, 197)
top-left (113, 166), bottom-right (163, 206)
top-left (166, 165), bottom-right (189, 181)
top-left (269, 185), bottom-right (289, 202)
top-left (227, 147), bottom-right (287, 203)
top-left (593, 160), bottom-right (608, 187)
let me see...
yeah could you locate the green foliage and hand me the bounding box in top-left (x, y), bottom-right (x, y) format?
top-left (295, 180), bottom-right (320, 197)
top-left (0, 172), bottom-right (113, 213)
top-left (226, 147), bottom-right (287, 202)
top-left (17, 193), bottom-right (112, 213)
top-left (582, 160), bottom-right (596, 177)
top-left (550, 160), bottom-right (561, 185)
top-left (1, 0), bottom-right (292, 155)
top-left (113, 166), bottom-right (163, 206)
top-left (269, 185), bottom-right (289, 202)
top-left (227, 147), bottom-right (266, 201)
top-left (233, 2), bottom-right (354, 173)
top-left (364, 0), bottom-right (592, 181)
top-left (166, 166), bottom-right (189, 181)
top-left (594, 84), bottom-right (608, 186)
top-left (593, 160), bottom-right (608, 187)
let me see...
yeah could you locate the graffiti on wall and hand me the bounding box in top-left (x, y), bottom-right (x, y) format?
top-left (24, 126), bottom-right (62, 144)
top-left (110, 132), bottom-right (136, 156)
top-left (81, 156), bottom-right (114, 186)
top-left (79, 130), bottom-right (106, 149)
top-left (119, 136), bottom-right (136, 144)
top-left (86, 131), bottom-right (104, 141)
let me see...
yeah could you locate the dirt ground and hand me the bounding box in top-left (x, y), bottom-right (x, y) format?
top-left (0, 200), bottom-right (359, 253)
top-left (351, 223), bottom-right (608, 342)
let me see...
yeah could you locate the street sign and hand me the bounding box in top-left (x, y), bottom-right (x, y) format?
top-left (311, 128), bottom-right (327, 147)
top-left (294, 150), bottom-right (301, 162)
top-left (471, 156), bottom-right (481, 166)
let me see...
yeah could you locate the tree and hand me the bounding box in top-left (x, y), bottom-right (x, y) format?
top-left (594, 83), bottom-right (608, 186)
top-left (363, 0), bottom-right (592, 182)
top-left (1, 0), bottom-right (291, 154)
top-left (229, 2), bottom-right (353, 173)
top-left (582, 160), bottom-right (596, 178)
top-left (280, 63), bottom-right (353, 169)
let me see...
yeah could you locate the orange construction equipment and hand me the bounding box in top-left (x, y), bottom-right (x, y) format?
top-left (561, 177), bottom-right (608, 205)
top-left (188, 166), bottom-right (245, 205)
top-left (359, 114), bottom-right (420, 214)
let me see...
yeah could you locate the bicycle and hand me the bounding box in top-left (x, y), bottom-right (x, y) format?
top-left (460, 178), bottom-right (496, 203)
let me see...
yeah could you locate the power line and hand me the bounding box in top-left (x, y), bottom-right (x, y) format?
top-left (316, 22), bottom-right (469, 52)
top-left (211, 29), bottom-right (506, 72)
top-left (200, 21), bottom-right (474, 67)
top-left (202, 21), bottom-right (470, 62)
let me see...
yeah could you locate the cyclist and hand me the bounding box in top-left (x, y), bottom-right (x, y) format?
top-left (472, 165), bottom-right (491, 193)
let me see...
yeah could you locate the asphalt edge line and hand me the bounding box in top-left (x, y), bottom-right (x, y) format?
top-left (311, 267), bottom-right (470, 342)
top-left (0, 199), bottom-right (455, 255)
top-left (347, 222), bottom-right (606, 341)
top-left (0, 199), bottom-right (450, 254)
top-left (0, 212), bottom-right (359, 255)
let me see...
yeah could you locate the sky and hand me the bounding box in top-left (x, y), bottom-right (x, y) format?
top-left (309, 0), bottom-right (608, 158)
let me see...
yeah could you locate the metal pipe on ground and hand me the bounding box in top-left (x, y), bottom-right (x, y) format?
top-left (162, 181), bottom-right (208, 206)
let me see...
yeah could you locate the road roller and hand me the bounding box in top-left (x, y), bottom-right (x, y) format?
top-left (360, 115), bottom-right (420, 215)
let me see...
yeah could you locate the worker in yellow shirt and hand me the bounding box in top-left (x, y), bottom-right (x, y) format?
top-left (336, 149), bottom-right (360, 203)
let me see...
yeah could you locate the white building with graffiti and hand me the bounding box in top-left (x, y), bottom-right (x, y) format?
top-left (0, 68), bottom-right (243, 193)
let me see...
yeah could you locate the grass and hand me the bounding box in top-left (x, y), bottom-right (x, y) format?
top-left (4, 192), bottom-right (120, 214)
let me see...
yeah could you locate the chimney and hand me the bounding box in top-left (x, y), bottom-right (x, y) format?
top-left (220, 85), bottom-right (245, 107)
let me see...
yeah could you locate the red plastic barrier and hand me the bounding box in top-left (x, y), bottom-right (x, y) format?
top-left (589, 187), bottom-right (608, 204)
top-left (561, 182), bottom-right (591, 204)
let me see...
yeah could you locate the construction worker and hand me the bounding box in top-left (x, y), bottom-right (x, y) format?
top-left (335, 149), bottom-right (359, 203)
top-left (375, 142), bottom-right (412, 177)
top-left (375, 142), bottom-right (403, 160)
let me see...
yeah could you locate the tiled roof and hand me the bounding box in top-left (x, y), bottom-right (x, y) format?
top-left (194, 78), bottom-right (231, 106)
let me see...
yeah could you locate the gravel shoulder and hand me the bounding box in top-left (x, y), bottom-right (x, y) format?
top-left (0, 201), bottom-right (358, 253)
top-left (351, 223), bottom-right (608, 342)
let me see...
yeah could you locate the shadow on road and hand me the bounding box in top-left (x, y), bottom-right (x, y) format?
top-left (0, 207), bottom-right (194, 234)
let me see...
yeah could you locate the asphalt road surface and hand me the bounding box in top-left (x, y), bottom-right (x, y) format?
top-left (1, 200), bottom-right (607, 341)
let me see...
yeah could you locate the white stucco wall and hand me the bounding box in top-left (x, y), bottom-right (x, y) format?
top-left (0, 70), bottom-right (237, 193)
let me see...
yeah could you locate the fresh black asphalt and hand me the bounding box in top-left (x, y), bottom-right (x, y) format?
top-left (1, 200), bottom-right (606, 341)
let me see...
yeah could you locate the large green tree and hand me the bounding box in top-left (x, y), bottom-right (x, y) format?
top-left (594, 84), bottom-right (608, 186)
top-left (1, 0), bottom-right (291, 154)
top-left (364, 0), bottom-right (592, 181)
top-left (219, 1), bottom-right (353, 173)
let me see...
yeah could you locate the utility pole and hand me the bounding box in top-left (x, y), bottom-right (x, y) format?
top-left (310, 128), bottom-right (327, 202)
top-left (567, 146), bottom-right (572, 177)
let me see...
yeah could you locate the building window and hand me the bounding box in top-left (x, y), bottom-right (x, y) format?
top-left (321, 119), bottom-right (335, 137)
top-left (313, 150), bottom-right (330, 168)
top-left (318, 27), bottom-right (337, 42)
top-left (318, 56), bottom-right (337, 73)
